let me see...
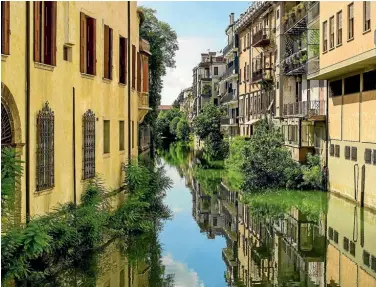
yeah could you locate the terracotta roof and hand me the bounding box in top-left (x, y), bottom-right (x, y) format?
top-left (158, 105), bottom-right (173, 110)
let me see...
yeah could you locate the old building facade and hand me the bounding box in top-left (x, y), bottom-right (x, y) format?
top-left (1, 1), bottom-right (150, 220)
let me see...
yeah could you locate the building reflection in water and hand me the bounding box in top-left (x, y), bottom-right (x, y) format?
top-left (184, 147), bottom-right (376, 287)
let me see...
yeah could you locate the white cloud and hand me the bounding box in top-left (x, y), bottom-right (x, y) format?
top-left (161, 37), bottom-right (221, 105)
top-left (162, 253), bottom-right (205, 287)
top-left (172, 207), bottom-right (184, 214)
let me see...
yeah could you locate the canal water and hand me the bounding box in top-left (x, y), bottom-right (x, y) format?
top-left (23, 142), bottom-right (376, 286)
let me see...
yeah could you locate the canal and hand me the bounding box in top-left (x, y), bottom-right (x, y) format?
top-left (21, 142), bottom-right (376, 286)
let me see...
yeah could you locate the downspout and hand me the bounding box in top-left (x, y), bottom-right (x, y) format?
top-left (127, 1), bottom-right (131, 164)
top-left (73, 87), bottom-right (77, 205)
top-left (325, 80), bottom-right (329, 191)
top-left (25, 1), bottom-right (30, 222)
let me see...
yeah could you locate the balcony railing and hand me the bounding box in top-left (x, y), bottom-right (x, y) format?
top-left (222, 65), bottom-right (236, 80)
top-left (283, 100), bottom-right (326, 117)
top-left (138, 92), bottom-right (149, 109)
top-left (223, 42), bottom-right (236, 56)
top-left (307, 1), bottom-right (319, 25)
top-left (252, 28), bottom-right (271, 47)
top-left (283, 3), bottom-right (307, 34)
top-left (221, 117), bottom-right (238, 126)
top-left (307, 56), bottom-right (320, 76)
top-left (283, 58), bottom-right (307, 76)
top-left (221, 91), bottom-right (237, 104)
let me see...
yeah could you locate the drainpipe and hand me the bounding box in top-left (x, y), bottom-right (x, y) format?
top-left (325, 80), bottom-right (329, 191)
top-left (72, 87), bottom-right (77, 205)
top-left (25, 1), bottom-right (30, 222)
top-left (127, 1), bottom-right (131, 164)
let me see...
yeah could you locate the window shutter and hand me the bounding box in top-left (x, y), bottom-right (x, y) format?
top-left (143, 56), bottom-right (148, 92)
top-left (104, 25), bottom-right (109, 78)
top-left (124, 38), bottom-right (128, 84)
top-left (34, 1), bottom-right (41, 62)
top-left (80, 12), bottom-right (85, 73)
top-left (3, 1), bottom-right (10, 55)
top-left (365, 1), bottom-right (370, 21)
top-left (92, 18), bottom-right (96, 75)
top-left (137, 51), bottom-right (141, 91)
top-left (51, 2), bottom-right (57, 66)
top-left (109, 28), bottom-right (112, 79)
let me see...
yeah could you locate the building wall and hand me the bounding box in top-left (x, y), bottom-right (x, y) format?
top-left (1, 1), bottom-right (144, 219)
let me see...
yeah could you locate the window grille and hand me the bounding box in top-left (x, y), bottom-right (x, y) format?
top-left (36, 102), bottom-right (54, 191)
top-left (83, 109), bottom-right (96, 179)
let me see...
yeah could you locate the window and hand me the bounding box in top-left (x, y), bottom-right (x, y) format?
top-left (120, 269), bottom-right (125, 287)
top-left (330, 144), bottom-right (334, 156)
top-left (63, 45), bottom-right (72, 62)
top-left (137, 52), bottom-right (141, 91)
top-left (80, 12), bottom-right (96, 75)
top-left (345, 146), bottom-right (350, 159)
top-left (119, 121), bottom-right (124, 151)
top-left (328, 227), bottom-right (334, 240)
top-left (36, 102), bottom-right (54, 191)
top-left (214, 67), bottom-right (218, 76)
top-left (363, 70), bottom-right (376, 92)
top-left (365, 149), bottom-right (372, 164)
top-left (132, 44), bottom-right (136, 89)
top-left (1, 1), bottom-right (10, 55)
top-left (329, 16), bottom-right (334, 49)
top-left (363, 251), bottom-right (371, 266)
top-left (364, 1), bottom-right (371, 31)
top-left (34, 2), bottom-right (57, 65)
top-left (119, 37), bottom-right (127, 84)
top-left (335, 145), bottom-right (340, 157)
top-left (344, 237), bottom-right (349, 251)
top-left (350, 241), bottom-right (356, 256)
top-left (323, 21), bottom-right (328, 52)
top-left (344, 74), bottom-right (360, 94)
top-left (351, 147), bottom-right (357, 161)
top-left (334, 230), bottom-right (339, 243)
top-left (103, 120), bottom-right (110, 154)
top-left (337, 11), bottom-right (343, 45)
top-left (374, 149), bottom-right (376, 165)
top-left (348, 3), bottom-right (354, 39)
top-left (276, 9), bottom-right (279, 20)
top-left (83, 110), bottom-right (96, 179)
top-left (372, 256), bottom-right (376, 272)
top-left (239, 68), bottom-right (242, 83)
top-left (142, 54), bottom-right (149, 92)
top-left (103, 25), bottom-right (113, 80)
top-left (330, 79), bottom-right (342, 96)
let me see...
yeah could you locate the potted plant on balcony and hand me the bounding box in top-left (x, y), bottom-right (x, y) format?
top-left (282, 14), bottom-right (289, 25)
top-left (297, 2), bottom-right (305, 13)
top-left (289, 9), bottom-right (296, 20)
top-left (299, 53), bottom-right (308, 64)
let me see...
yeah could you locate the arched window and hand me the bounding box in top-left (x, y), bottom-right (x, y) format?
top-left (1, 103), bottom-right (13, 146)
top-left (36, 102), bottom-right (54, 191)
top-left (83, 109), bottom-right (95, 179)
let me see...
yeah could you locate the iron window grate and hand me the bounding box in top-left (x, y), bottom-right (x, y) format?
top-left (330, 144), bottom-right (334, 156)
top-left (82, 110), bottom-right (96, 179)
top-left (363, 250), bottom-right (370, 267)
top-left (351, 147), bottom-right (357, 161)
top-left (345, 146), bottom-right (350, 160)
top-left (36, 102), bottom-right (54, 191)
top-left (335, 145), bottom-right (340, 158)
top-left (344, 237), bottom-right (349, 251)
top-left (365, 149), bottom-right (372, 164)
top-left (373, 150), bottom-right (376, 165)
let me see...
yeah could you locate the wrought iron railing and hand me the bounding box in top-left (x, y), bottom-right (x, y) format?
top-left (138, 92), bottom-right (149, 108)
top-left (252, 28), bottom-right (271, 47)
top-left (307, 1), bottom-right (319, 25)
top-left (252, 70), bottom-right (263, 82)
top-left (221, 91), bottom-right (237, 104)
top-left (284, 3), bottom-right (307, 33)
top-left (283, 100), bottom-right (326, 117)
top-left (307, 56), bottom-right (320, 76)
top-left (221, 116), bottom-right (238, 125)
top-left (223, 42), bottom-right (235, 56)
top-left (283, 60), bottom-right (307, 75)
top-left (222, 65), bottom-right (235, 79)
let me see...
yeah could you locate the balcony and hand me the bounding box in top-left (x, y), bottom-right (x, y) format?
top-left (252, 70), bottom-right (263, 83)
top-left (138, 92), bottom-right (150, 123)
top-left (307, 1), bottom-right (319, 26)
top-left (283, 3), bottom-right (307, 35)
top-left (221, 91), bottom-right (237, 104)
top-left (282, 100), bottom-right (326, 120)
top-left (252, 28), bottom-right (271, 48)
top-left (223, 42), bottom-right (237, 57)
top-left (221, 117), bottom-right (238, 126)
top-left (139, 38), bottom-right (151, 56)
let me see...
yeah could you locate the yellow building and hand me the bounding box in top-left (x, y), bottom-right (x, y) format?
top-left (1, 1), bottom-right (150, 221)
top-left (310, 1), bottom-right (376, 209)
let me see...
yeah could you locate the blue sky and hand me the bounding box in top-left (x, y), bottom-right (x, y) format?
top-left (139, 1), bottom-right (250, 105)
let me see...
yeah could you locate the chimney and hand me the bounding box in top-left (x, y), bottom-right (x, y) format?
top-left (230, 13), bottom-right (234, 25)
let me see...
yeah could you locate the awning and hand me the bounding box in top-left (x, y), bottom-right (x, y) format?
top-left (244, 118), bottom-right (260, 125)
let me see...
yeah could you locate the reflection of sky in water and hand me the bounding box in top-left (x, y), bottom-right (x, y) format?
top-left (160, 162), bottom-right (227, 287)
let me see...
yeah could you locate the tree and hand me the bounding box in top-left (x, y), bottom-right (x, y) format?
top-left (169, 117), bottom-right (180, 137)
top-left (172, 92), bottom-right (184, 109)
top-left (176, 118), bottom-right (190, 141)
top-left (155, 108), bottom-right (182, 139)
top-left (138, 7), bottom-right (179, 155)
top-left (192, 103), bottom-right (222, 140)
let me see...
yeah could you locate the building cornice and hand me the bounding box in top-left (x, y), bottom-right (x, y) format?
top-left (234, 1), bottom-right (273, 33)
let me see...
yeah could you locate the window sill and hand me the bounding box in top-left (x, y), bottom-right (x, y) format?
top-left (34, 187), bottom-right (54, 195)
top-left (1, 54), bottom-right (9, 62)
top-left (81, 177), bottom-right (95, 183)
top-left (329, 47), bottom-right (335, 52)
top-left (81, 73), bottom-right (95, 80)
top-left (103, 153), bottom-right (111, 158)
top-left (336, 43), bottom-right (343, 48)
top-left (102, 77), bottom-right (112, 84)
top-left (363, 29), bottom-right (371, 35)
top-left (322, 50), bottom-right (328, 55)
top-left (119, 150), bottom-right (125, 155)
top-left (34, 62), bottom-right (55, 71)
top-left (347, 37), bottom-right (354, 43)
top-left (118, 82), bottom-right (127, 87)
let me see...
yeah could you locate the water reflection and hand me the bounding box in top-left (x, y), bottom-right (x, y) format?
top-left (159, 142), bottom-right (376, 287)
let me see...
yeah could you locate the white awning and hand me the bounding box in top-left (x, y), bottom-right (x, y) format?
top-left (244, 118), bottom-right (260, 125)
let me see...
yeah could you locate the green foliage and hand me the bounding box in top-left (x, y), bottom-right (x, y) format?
top-left (202, 84), bottom-right (212, 95)
top-left (2, 161), bottom-right (172, 284)
top-left (192, 103), bottom-right (221, 140)
top-left (300, 153), bottom-right (323, 190)
top-left (224, 136), bottom-right (249, 173)
top-left (138, 7), bottom-right (179, 148)
top-left (204, 132), bottom-right (229, 161)
top-left (155, 108), bottom-right (183, 139)
top-left (176, 118), bottom-right (190, 141)
top-left (169, 116), bottom-right (180, 137)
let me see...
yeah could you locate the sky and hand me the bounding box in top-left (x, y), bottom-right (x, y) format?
top-left (139, 1), bottom-right (250, 105)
